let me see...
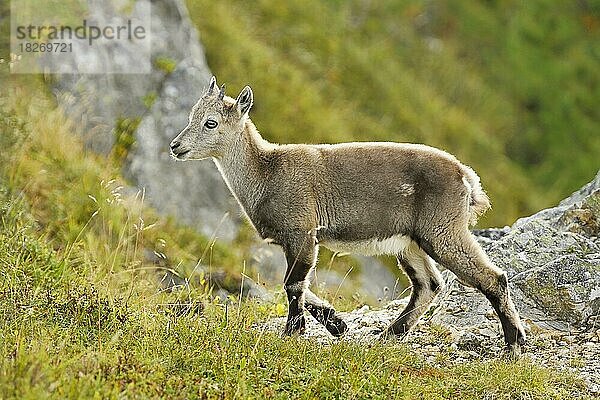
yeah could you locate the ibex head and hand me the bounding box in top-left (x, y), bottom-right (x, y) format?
top-left (170, 76), bottom-right (254, 161)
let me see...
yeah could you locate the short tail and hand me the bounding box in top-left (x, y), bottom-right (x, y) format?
top-left (461, 166), bottom-right (491, 226)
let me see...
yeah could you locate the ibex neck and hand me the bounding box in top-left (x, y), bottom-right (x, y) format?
top-left (213, 120), bottom-right (273, 218)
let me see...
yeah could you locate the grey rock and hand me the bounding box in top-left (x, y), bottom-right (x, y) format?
top-left (433, 169), bottom-right (600, 332)
top-left (472, 226), bottom-right (511, 242)
top-left (50, 0), bottom-right (239, 239)
top-left (158, 264), bottom-right (272, 302)
top-left (52, 0), bottom-right (203, 153)
top-left (126, 60), bottom-right (240, 240)
top-left (559, 170), bottom-right (600, 208)
top-left (513, 170), bottom-right (600, 231)
top-left (455, 331), bottom-right (482, 350)
top-left (355, 256), bottom-right (405, 302)
top-left (146, 247), bottom-right (272, 301)
top-left (248, 243), bottom-right (287, 284)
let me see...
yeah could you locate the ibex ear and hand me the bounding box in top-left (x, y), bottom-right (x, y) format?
top-left (207, 76), bottom-right (217, 95)
top-left (235, 86), bottom-right (253, 115)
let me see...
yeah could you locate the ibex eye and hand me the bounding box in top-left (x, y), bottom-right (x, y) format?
top-left (204, 119), bottom-right (218, 129)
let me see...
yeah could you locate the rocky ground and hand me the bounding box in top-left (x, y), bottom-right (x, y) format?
top-left (259, 170), bottom-right (600, 395)
top-left (259, 298), bottom-right (599, 395)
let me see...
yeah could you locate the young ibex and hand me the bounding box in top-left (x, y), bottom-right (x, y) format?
top-left (170, 76), bottom-right (526, 355)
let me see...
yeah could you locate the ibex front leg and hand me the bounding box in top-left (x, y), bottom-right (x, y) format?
top-left (282, 231), bottom-right (317, 335)
top-left (305, 289), bottom-right (347, 337)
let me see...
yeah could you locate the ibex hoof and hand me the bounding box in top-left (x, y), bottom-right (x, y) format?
top-left (325, 317), bottom-right (348, 337)
top-left (376, 329), bottom-right (406, 343)
top-left (504, 331), bottom-right (526, 359)
top-left (505, 343), bottom-right (523, 360)
top-left (283, 315), bottom-right (306, 336)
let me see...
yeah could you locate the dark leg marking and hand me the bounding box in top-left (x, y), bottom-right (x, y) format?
top-left (282, 232), bottom-right (316, 336)
top-left (304, 290), bottom-right (348, 337)
top-left (284, 281), bottom-right (307, 335)
top-left (479, 274), bottom-right (526, 348)
top-left (385, 248), bottom-right (444, 338)
top-left (386, 258), bottom-right (423, 336)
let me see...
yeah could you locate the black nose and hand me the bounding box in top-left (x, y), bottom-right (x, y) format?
top-left (170, 141), bottom-right (181, 152)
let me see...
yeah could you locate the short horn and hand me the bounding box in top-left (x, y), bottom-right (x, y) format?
top-left (218, 84), bottom-right (226, 100)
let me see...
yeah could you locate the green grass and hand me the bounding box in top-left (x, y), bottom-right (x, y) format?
top-left (0, 68), bottom-right (592, 400)
top-left (0, 192), bottom-right (588, 399)
top-left (186, 0), bottom-right (600, 227)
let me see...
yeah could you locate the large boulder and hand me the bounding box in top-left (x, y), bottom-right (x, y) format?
top-left (51, 0), bottom-right (203, 153)
top-left (49, 0), bottom-right (239, 239)
top-left (434, 170), bottom-right (600, 333)
top-left (125, 59), bottom-right (240, 240)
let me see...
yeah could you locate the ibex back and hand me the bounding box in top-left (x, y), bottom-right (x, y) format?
top-left (170, 76), bottom-right (526, 356)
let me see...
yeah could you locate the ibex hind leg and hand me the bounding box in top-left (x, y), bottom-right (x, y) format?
top-left (424, 230), bottom-right (526, 355)
top-left (383, 243), bottom-right (444, 339)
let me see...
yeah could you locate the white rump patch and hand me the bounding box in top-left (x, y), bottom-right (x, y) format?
top-left (322, 234), bottom-right (412, 256)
